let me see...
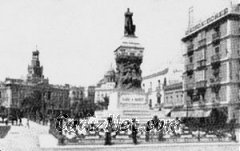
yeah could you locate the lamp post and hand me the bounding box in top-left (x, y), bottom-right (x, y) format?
top-left (51, 103), bottom-right (54, 118)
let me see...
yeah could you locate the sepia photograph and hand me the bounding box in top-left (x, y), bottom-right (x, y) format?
top-left (0, 0), bottom-right (240, 150)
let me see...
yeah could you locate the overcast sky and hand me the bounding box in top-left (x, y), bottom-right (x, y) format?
top-left (0, 0), bottom-right (233, 86)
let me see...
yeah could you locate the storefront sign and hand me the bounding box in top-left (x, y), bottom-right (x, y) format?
top-left (186, 8), bottom-right (228, 35)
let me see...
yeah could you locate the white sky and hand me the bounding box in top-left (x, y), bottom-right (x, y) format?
top-left (0, 0), bottom-right (233, 86)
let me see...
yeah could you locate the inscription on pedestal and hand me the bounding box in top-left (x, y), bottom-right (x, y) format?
top-left (120, 94), bottom-right (146, 104)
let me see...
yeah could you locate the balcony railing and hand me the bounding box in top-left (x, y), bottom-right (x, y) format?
top-left (196, 80), bottom-right (207, 89)
top-left (198, 39), bottom-right (206, 49)
top-left (210, 77), bottom-right (221, 84)
top-left (210, 77), bottom-right (221, 93)
top-left (187, 44), bottom-right (194, 55)
top-left (192, 94), bottom-right (200, 102)
top-left (212, 32), bottom-right (221, 44)
top-left (211, 96), bottom-right (221, 106)
top-left (199, 99), bottom-right (206, 107)
top-left (213, 68), bottom-right (220, 77)
top-left (196, 59), bottom-right (206, 70)
top-left (211, 54), bottom-right (221, 68)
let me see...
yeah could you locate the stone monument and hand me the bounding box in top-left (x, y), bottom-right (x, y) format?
top-left (95, 9), bottom-right (164, 123)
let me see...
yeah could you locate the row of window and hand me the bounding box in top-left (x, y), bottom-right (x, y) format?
top-left (165, 94), bottom-right (183, 100)
top-left (142, 78), bottom-right (167, 90)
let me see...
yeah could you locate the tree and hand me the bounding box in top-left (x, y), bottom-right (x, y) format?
top-left (95, 96), bottom-right (109, 110)
top-left (21, 90), bottom-right (43, 120)
top-left (0, 106), bottom-right (7, 122)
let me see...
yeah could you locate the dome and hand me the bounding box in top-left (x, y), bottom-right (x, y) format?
top-left (104, 69), bottom-right (115, 77)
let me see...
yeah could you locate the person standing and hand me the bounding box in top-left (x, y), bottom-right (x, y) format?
top-left (131, 118), bottom-right (138, 144)
top-left (19, 117), bottom-right (22, 126)
top-left (105, 116), bottom-right (113, 145)
top-left (145, 120), bottom-right (152, 142)
top-left (27, 118), bottom-right (30, 129)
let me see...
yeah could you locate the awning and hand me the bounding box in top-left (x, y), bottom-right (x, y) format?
top-left (187, 109), bottom-right (212, 117)
top-left (170, 109), bottom-right (212, 118)
top-left (171, 111), bottom-right (187, 118)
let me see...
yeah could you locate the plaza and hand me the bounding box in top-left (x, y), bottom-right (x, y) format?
top-left (1, 1), bottom-right (240, 151)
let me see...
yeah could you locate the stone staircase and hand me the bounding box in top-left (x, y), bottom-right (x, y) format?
top-left (95, 109), bottom-right (166, 124)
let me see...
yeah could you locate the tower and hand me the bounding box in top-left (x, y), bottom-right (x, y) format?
top-left (115, 8), bottom-right (144, 90)
top-left (27, 49), bottom-right (45, 83)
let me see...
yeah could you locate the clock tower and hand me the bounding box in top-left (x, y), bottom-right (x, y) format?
top-left (27, 49), bottom-right (48, 84)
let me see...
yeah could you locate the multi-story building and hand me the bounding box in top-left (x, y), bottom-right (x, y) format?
top-left (94, 68), bottom-right (115, 103)
top-left (0, 49), bottom-right (70, 118)
top-left (69, 86), bottom-right (85, 106)
top-left (142, 66), bottom-right (183, 109)
top-left (163, 82), bottom-right (184, 109)
top-left (87, 86), bottom-right (95, 103)
top-left (142, 68), bottom-right (168, 109)
top-left (180, 4), bottom-right (240, 123)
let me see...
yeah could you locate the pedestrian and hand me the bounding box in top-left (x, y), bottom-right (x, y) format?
top-left (19, 118), bottom-right (22, 126)
top-left (145, 121), bottom-right (152, 142)
top-left (105, 116), bottom-right (113, 145)
top-left (5, 119), bottom-right (8, 126)
top-left (131, 118), bottom-right (138, 144)
top-left (27, 118), bottom-right (30, 129)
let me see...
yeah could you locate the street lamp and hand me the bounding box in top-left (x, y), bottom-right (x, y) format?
top-left (51, 103), bottom-right (54, 119)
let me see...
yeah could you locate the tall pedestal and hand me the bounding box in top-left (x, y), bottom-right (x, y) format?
top-left (95, 89), bottom-right (165, 124)
top-left (95, 9), bottom-right (166, 124)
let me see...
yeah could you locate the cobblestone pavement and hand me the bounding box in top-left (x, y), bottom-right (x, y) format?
top-left (0, 119), bottom-right (49, 151)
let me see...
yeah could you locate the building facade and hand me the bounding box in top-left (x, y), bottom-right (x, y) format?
top-left (142, 66), bottom-right (183, 109)
top-left (163, 82), bottom-right (184, 109)
top-left (69, 86), bottom-right (85, 106)
top-left (87, 86), bottom-right (95, 103)
top-left (0, 50), bottom-right (70, 118)
top-left (94, 68), bottom-right (115, 103)
top-left (142, 68), bottom-right (168, 109)
top-left (181, 4), bottom-right (240, 123)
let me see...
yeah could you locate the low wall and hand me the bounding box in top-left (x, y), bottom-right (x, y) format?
top-left (0, 125), bottom-right (11, 138)
top-left (41, 142), bottom-right (239, 151)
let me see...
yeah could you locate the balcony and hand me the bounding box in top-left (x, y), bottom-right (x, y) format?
top-left (211, 54), bottom-right (221, 68)
top-left (192, 94), bottom-right (200, 102)
top-left (211, 96), bottom-right (221, 107)
top-left (210, 77), bottom-right (221, 93)
top-left (186, 99), bottom-right (193, 108)
top-left (198, 39), bottom-right (206, 49)
top-left (185, 63), bottom-right (194, 75)
top-left (210, 77), bottom-right (221, 84)
top-left (212, 68), bottom-right (220, 77)
top-left (212, 32), bottom-right (221, 45)
top-left (187, 44), bottom-right (194, 56)
top-left (196, 59), bottom-right (206, 70)
top-left (199, 99), bottom-right (206, 108)
top-left (196, 80), bottom-right (207, 89)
